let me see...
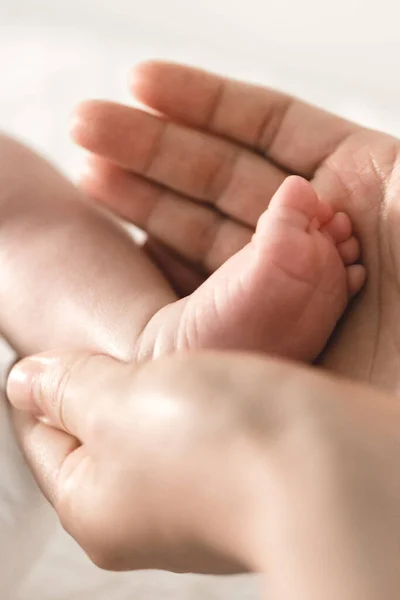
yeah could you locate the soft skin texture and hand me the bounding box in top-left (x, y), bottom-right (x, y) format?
top-left (0, 136), bottom-right (360, 364)
top-left (8, 349), bottom-right (400, 600)
top-left (75, 61), bottom-right (400, 392)
top-left (4, 60), bottom-right (400, 598)
top-left (0, 135), bottom-right (174, 360)
top-left (0, 119), bottom-right (359, 598)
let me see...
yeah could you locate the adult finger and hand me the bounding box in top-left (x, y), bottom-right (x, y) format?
top-left (10, 351), bottom-right (280, 574)
top-left (82, 156), bottom-right (253, 273)
top-left (7, 351), bottom-right (131, 441)
top-left (72, 100), bottom-right (286, 226)
top-left (131, 61), bottom-right (361, 178)
top-left (11, 409), bottom-right (80, 506)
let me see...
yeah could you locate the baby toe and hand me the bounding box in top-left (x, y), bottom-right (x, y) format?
top-left (320, 212), bottom-right (352, 245)
top-left (347, 264), bottom-right (366, 298)
top-left (262, 176), bottom-right (319, 233)
top-left (337, 236), bottom-right (360, 265)
top-left (315, 200), bottom-right (334, 227)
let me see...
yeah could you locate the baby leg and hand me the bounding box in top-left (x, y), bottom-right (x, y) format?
top-left (0, 134), bottom-right (176, 360)
top-left (0, 134), bottom-right (177, 597)
top-left (0, 136), bottom-right (364, 365)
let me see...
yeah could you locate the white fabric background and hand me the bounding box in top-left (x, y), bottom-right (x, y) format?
top-left (1, 1), bottom-right (400, 599)
top-left (3, 0), bottom-right (400, 175)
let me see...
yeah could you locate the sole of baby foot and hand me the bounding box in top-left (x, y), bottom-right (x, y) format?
top-left (176, 176), bottom-right (365, 360)
top-left (134, 176), bottom-right (366, 363)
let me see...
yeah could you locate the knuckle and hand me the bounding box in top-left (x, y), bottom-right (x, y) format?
top-left (34, 352), bottom-right (94, 429)
top-left (33, 365), bottom-right (67, 427)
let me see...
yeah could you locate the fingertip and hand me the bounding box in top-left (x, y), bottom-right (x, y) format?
top-left (6, 360), bottom-right (33, 411)
top-left (7, 354), bottom-right (57, 414)
top-left (69, 100), bottom-right (107, 147)
top-left (70, 101), bottom-right (92, 138)
top-left (130, 60), bottom-right (168, 102)
top-left (129, 60), bottom-right (195, 113)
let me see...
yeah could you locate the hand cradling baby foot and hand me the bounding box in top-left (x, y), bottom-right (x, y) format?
top-left (0, 133), bottom-right (363, 373)
top-left (71, 66), bottom-right (365, 363)
top-left (78, 61), bottom-right (400, 396)
top-left (129, 175), bottom-right (364, 362)
top-left (0, 58), bottom-right (368, 376)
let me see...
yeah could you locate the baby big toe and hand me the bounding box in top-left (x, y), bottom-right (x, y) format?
top-left (258, 176), bottom-right (319, 235)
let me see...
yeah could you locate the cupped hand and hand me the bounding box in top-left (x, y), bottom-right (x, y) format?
top-left (7, 349), bottom-right (400, 599)
top-left (73, 61), bottom-right (400, 392)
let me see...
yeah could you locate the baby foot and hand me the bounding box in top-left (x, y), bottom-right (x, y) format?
top-left (135, 176), bottom-right (365, 362)
top-left (0, 136), bottom-right (362, 376)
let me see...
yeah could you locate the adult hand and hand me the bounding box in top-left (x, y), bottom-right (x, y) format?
top-left (73, 61), bottom-right (400, 392)
top-left (7, 350), bottom-right (400, 598)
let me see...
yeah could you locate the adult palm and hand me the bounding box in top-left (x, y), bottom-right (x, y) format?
top-left (73, 62), bottom-right (400, 392)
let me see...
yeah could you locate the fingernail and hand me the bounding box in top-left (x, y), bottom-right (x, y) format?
top-left (6, 355), bottom-right (57, 414)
